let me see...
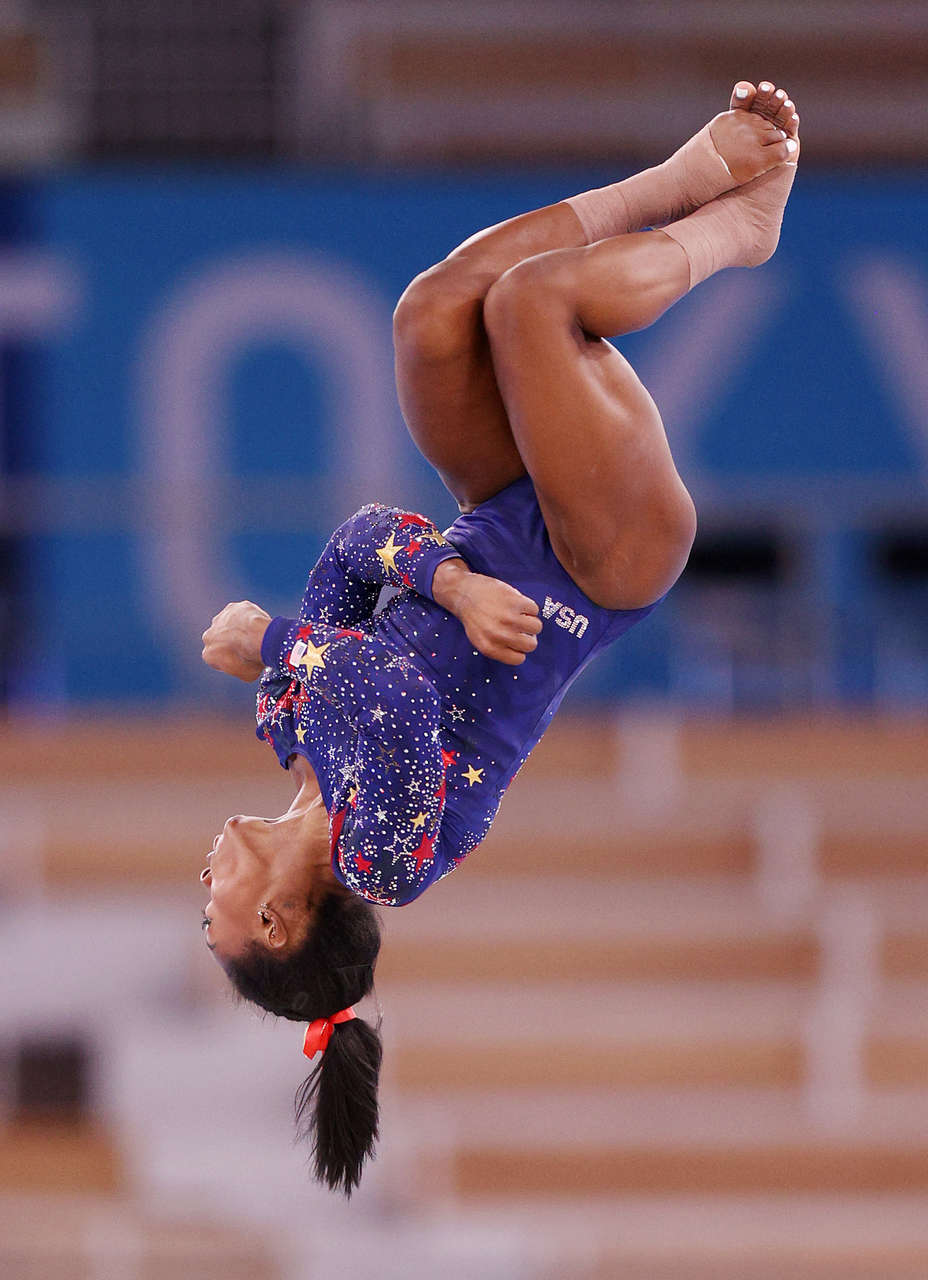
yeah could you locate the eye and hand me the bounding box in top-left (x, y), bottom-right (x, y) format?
top-left (201, 913), bottom-right (211, 931)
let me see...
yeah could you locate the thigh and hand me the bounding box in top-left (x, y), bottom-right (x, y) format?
top-left (392, 204), bottom-right (584, 510)
top-left (394, 308), bottom-right (526, 510)
top-left (483, 249), bottom-right (694, 608)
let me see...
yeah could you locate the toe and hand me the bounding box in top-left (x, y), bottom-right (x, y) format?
top-left (752, 80), bottom-right (778, 122)
top-left (757, 133), bottom-right (800, 173)
top-left (761, 125), bottom-right (788, 147)
top-left (779, 97), bottom-right (800, 137)
top-left (730, 80), bottom-right (756, 111)
top-left (774, 92), bottom-right (796, 131)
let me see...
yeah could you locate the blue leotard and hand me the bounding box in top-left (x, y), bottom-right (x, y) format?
top-left (257, 475), bottom-right (656, 906)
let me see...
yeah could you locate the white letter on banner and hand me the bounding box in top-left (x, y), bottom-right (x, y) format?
top-left (135, 252), bottom-right (399, 678)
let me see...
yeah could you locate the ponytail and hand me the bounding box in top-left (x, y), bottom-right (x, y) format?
top-left (222, 890), bottom-right (383, 1196)
top-left (296, 1015), bottom-right (383, 1194)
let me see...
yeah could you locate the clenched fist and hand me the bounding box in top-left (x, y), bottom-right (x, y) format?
top-left (432, 558), bottom-right (542, 666)
top-left (201, 600), bottom-right (271, 682)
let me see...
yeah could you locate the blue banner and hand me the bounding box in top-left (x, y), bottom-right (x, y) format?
top-left (3, 170), bottom-right (927, 705)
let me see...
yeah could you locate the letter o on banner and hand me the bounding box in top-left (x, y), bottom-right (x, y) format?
top-left (135, 252), bottom-right (398, 684)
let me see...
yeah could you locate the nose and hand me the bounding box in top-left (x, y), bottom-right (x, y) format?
top-left (200, 866), bottom-right (212, 884)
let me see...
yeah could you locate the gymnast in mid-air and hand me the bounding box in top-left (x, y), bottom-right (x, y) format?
top-left (200, 80), bottom-right (800, 1193)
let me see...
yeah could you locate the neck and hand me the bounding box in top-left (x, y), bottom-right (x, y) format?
top-left (282, 754), bottom-right (335, 882)
top-left (288, 753), bottom-right (324, 811)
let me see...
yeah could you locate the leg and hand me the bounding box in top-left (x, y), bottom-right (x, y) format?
top-left (393, 203), bottom-right (585, 510)
top-left (483, 231), bottom-right (697, 611)
top-left (394, 79), bottom-right (798, 512)
top-left (481, 85), bottom-right (801, 610)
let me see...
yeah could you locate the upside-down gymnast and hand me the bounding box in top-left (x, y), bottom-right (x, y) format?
top-left (199, 80), bottom-right (800, 1194)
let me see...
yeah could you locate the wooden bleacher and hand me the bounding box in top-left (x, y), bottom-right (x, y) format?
top-left (0, 1192), bottom-right (281, 1280)
top-left (1, 712), bottom-right (926, 1275)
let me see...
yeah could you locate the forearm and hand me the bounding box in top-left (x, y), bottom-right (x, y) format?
top-left (331, 504), bottom-right (462, 602)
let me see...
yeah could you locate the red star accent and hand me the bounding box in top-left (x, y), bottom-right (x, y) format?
top-left (296, 624), bottom-right (314, 641)
top-left (329, 806), bottom-right (347, 856)
top-left (401, 572), bottom-right (414, 588)
top-left (356, 853), bottom-right (373, 873)
top-left (440, 748), bottom-right (458, 770)
top-left (335, 627), bottom-right (364, 640)
top-left (434, 777), bottom-right (446, 803)
top-left (398, 513), bottom-right (431, 530)
top-left (406, 537), bottom-right (422, 554)
top-left (412, 830), bottom-right (435, 872)
top-left (275, 679), bottom-right (298, 715)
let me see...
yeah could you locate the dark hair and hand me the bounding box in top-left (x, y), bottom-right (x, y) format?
top-left (222, 890), bottom-right (383, 1196)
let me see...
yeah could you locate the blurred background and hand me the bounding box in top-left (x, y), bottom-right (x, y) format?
top-left (1, 0), bottom-right (927, 1276)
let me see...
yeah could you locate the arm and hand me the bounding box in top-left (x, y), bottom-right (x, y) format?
top-left (298, 502), bottom-right (464, 628)
top-left (200, 502), bottom-right (458, 681)
top-left (202, 507), bottom-right (544, 682)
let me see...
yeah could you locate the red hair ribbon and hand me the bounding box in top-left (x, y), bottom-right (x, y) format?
top-left (302, 1007), bottom-right (356, 1059)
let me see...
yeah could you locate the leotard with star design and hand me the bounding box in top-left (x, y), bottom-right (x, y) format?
top-left (257, 478), bottom-right (657, 905)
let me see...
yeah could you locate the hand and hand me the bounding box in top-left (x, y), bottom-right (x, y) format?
top-left (201, 601), bottom-right (271, 682)
top-left (433, 560), bottom-right (542, 665)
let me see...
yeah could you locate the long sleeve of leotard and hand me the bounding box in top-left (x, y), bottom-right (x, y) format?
top-left (293, 502), bottom-right (465, 631)
top-left (259, 503), bottom-right (461, 905)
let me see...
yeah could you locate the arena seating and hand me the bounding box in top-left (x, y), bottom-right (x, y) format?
top-left (1, 713), bottom-right (926, 1275)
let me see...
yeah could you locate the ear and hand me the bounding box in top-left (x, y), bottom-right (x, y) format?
top-left (260, 906), bottom-right (289, 950)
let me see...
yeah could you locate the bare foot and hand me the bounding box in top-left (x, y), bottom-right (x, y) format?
top-left (707, 80), bottom-right (800, 185)
top-left (702, 81), bottom-right (802, 270)
top-left (661, 82), bottom-right (801, 283)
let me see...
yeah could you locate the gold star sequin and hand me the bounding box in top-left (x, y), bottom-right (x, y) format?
top-left (298, 639), bottom-right (330, 676)
top-left (411, 812), bottom-right (426, 829)
top-left (294, 725), bottom-right (307, 744)
top-left (376, 532), bottom-right (402, 574)
top-left (347, 786), bottom-right (358, 805)
top-left (462, 764), bottom-right (484, 786)
top-left (424, 529), bottom-right (449, 545)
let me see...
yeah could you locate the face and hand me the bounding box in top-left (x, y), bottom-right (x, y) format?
top-left (199, 813), bottom-right (312, 962)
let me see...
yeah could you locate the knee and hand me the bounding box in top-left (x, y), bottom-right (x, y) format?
top-left (483, 255), bottom-right (574, 344)
top-left (619, 496), bottom-right (698, 609)
top-left (393, 262), bottom-right (482, 364)
top-left (569, 489), bottom-right (698, 610)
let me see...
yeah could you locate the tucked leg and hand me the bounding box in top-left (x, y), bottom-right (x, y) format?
top-left (394, 81), bottom-right (799, 607)
top-left (393, 79), bottom-right (797, 513)
top-left (393, 203), bottom-right (585, 510)
top-left (482, 231), bottom-right (699, 611)
top-left (479, 83), bottom-right (801, 610)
